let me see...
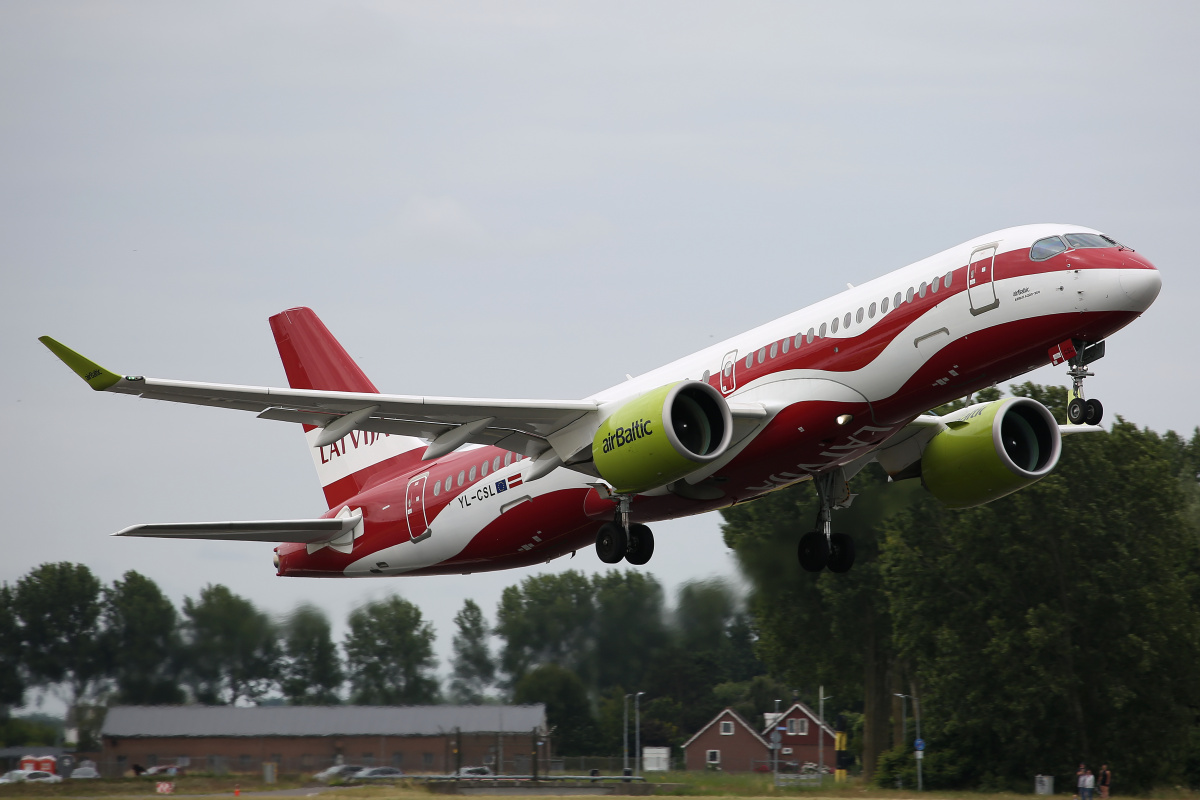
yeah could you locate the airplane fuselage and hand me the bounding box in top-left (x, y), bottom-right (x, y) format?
top-left (274, 223), bottom-right (1161, 577)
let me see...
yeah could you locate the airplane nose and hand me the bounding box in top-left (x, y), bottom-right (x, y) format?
top-left (1119, 264), bottom-right (1162, 310)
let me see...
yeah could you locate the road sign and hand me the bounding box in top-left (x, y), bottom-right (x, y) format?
top-left (915, 751), bottom-right (924, 760)
top-left (914, 738), bottom-right (925, 751)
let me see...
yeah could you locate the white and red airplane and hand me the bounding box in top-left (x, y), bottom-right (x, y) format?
top-left (42, 223), bottom-right (1160, 576)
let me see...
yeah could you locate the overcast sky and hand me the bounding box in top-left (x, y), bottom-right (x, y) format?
top-left (3, 2), bottom-right (1197, 712)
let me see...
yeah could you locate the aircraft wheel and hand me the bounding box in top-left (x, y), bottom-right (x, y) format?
top-left (1085, 398), bottom-right (1104, 425)
top-left (827, 533), bottom-right (856, 573)
top-left (798, 531), bottom-right (829, 573)
top-left (595, 522), bottom-right (628, 564)
top-left (1067, 398), bottom-right (1086, 425)
top-left (625, 524), bottom-right (655, 566)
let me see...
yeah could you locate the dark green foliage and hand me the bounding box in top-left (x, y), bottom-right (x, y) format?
top-left (344, 595), bottom-right (439, 704)
top-left (513, 664), bottom-right (596, 756)
top-left (182, 584), bottom-right (280, 704)
top-left (723, 383), bottom-right (1200, 791)
top-left (12, 562), bottom-right (109, 709)
top-left (280, 604), bottom-right (343, 704)
top-left (449, 599), bottom-right (495, 703)
top-left (103, 570), bottom-right (185, 704)
top-left (0, 585), bottom-right (24, 713)
top-left (0, 715), bottom-right (58, 747)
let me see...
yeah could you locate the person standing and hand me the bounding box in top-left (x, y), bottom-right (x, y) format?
top-left (1099, 764), bottom-right (1112, 798)
top-left (1077, 764), bottom-right (1087, 800)
top-left (1084, 768), bottom-right (1096, 800)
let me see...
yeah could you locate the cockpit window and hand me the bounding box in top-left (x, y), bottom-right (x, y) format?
top-left (1030, 236), bottom-right (1067, 261)
top-left (1064, 232), bottom-right (1119, 250)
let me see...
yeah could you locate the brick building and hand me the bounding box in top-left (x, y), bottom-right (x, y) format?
top-left (682, 702), bottom-right (836, 773)
top-left (99, 705), bottom-right (545, 777)
top-left (681, 708), bottom-right (769, 772)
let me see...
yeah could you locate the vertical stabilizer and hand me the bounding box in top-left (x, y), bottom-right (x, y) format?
top-left (270, 307), bottom-right (425, 508)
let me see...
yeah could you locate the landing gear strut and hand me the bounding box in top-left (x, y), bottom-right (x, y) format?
top-left (798, 472), bottom-right (856, 574)
top-left (595, 494), bottom-right (655, 565)
top-left (1065, 340), bottom-right (1106, 426)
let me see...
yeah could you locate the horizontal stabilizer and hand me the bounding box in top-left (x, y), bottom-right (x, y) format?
top-left (113, 515), bottom-right (361, 543)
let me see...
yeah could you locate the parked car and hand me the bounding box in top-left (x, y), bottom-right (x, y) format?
top-left (143, 765), bottom-right (184, 776)
top-left (0, 771), bottom-right (33, 784)
top-left (70, 767), bottom-right (101, 779)
top-left (354, 767), bottom-right (404, 781)
top-left (314, 764), bottom-right (366, 783)
top-left (453, 766), bottom-right (494, 778)
top-left (25, 771), bottom-right (64, 784)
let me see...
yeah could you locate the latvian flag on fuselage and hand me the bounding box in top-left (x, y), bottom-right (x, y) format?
top-left (496, 472), bottom-right (524, 494)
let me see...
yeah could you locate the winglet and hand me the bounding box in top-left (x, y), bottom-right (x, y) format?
top-left (38, 336), bottom-right (123, 391)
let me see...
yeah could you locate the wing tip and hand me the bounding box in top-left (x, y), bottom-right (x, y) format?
top-left (39, 335), bottom-right (122, 391)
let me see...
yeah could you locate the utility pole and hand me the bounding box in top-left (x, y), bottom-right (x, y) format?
top-left (634, 692), bottom-right (645, 776)
top-left (914, 693), bottom-right (923, 792)
top-left (818, 687), bottom-right (831, 786)
top-left (894, 693), bottom-right (908, 753)
top-left (773, 699), bottom-right (781, 780)
top-left (623, 694), bottom-right (631, 774)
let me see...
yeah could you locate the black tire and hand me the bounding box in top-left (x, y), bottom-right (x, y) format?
top-left (595, 522), bottom-right (628, 564)
top-left (798, 531), bottom-right (829, 572)
top-left (1085, 398), bottom-right (1104, 425)
top-left (1067, 398), bottom-right (1086, 425)
top-left (827, 533), bottom-right (856, 573)
top-left (625, 524), bottom-right (655, 566)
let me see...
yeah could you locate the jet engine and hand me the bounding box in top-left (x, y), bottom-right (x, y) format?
top-left (592, 381), bottom-right (733, 494)
top-left (921, 397), bottom-right (1062, 509)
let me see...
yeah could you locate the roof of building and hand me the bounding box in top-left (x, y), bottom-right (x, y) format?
top-left (101, 705), bottom-right (546, 739)
top-left (762, 702), bottom-right (836, 738)
top-left (681, 707), bottom-right (769, 750)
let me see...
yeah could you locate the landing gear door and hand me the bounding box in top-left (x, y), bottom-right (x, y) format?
top-left (967, 245), bottom-right (1000, 315)
top-left (406, 473), bottom-right (431, 542)
top-left (720, 350), bottom-right (738, 395)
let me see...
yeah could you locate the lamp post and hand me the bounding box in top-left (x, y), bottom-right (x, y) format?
top-left (623, 694), bottom-right (631, 774)
top-left (634, 692), bottom-right (646, 776)
top-left (894, 693), bottom-right (908, 752)
top-left (895, 692), bottom-right (923, 791)
top-left (818, 687), bottom-right (832, 786)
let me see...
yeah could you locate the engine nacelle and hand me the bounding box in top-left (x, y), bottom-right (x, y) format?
top-left (921, 397), bottom-right (1062, 509)
top-left (592, 381), bottom-right (733, 494)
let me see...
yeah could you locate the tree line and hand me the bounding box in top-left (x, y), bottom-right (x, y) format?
top-left (721, 383), bottom-right (1200, 791)
top-left (0, 563), bottom-right (785, 755)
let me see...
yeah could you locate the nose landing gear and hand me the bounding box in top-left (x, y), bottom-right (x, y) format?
top-left (798, 471), bottom-right (857, 574)
top-left (1065, 340), bottom-right (1106, 426)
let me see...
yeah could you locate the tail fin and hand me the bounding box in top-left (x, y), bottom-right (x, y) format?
top-left (270, 307), bottom-right (425, 509)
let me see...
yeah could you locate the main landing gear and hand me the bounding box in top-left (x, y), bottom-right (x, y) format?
top-left (1065, 340), bottom-right (1106, 426)
top-left (797, 471), bottom-right (856, 574)
top-left (595, 495), bottom-right (655, 566)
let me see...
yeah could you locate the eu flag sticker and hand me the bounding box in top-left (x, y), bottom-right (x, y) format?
top-left (495, 479), bottom-right (508, 493)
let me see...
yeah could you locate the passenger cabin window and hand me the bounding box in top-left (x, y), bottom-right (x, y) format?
top-left (881, 297), bottom-right (890, 314)
top-left (493, 456), bottom-right (501, 472)
top-left (745, 354), bottom-right (753, 369)
top-left (757, 347), bottom-right (766, 364)
top-left (944, 271), bottom-right (953, 288)
top-left (1065, 232), bottom-right (1118, 249)
top-left (806, 328), bottom-right (814, 344)
top-left (930, 277), bottom-right (939, 293)
top-left (857, 307), bottom-right (864, 323)
top-left (469, 466), bottom-right (477, 482)
top-left (1030, 236), bottom-right (1068, 261)
top-left (831, 317), bottom-right (839, 333)
top-left (481, 459), bottom-right (489, 477)
top-left (919, 281), bottom-right (927, 298)
top-left (457, 470), bottom-right (466, 487)
top-left (868, 301), bottom-right (876, 318)
top-left (794, 333), bottom-right (804, 348)
top-left (504, 452), bottom-right (513, 466)
top-left (819, 323), bottom-right (827, 338)
top-left (893, 291), bottom-right (902, 308)
top-left (781, 339), bottom-right (788, 354)
top-left (843, 312), bottom-right (851, 328)
top-left (769, 342), bottom-right (778, 358)
top-left (433, 481), bottom-right (441, 497)
top-left (906, 287), bottom-right (915, 303)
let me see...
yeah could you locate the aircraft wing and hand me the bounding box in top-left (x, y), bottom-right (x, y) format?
top-left (114, 517), bottom-right (358, 543)
top-left (40, 335), bottom-right (599, 458)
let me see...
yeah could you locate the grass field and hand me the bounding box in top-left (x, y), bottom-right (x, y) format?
top-left (0, 772), bottom-right (1193, 799)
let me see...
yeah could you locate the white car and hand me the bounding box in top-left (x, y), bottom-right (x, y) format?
top-left (70, 767), bottom-right (101, 779)
top-left (25, 771), bottom-right (64, 784)
top-left (0, 770), bottom-right (32, 784)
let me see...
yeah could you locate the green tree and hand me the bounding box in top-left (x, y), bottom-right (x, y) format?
top-left (495, 572), bottom-right (595, 688)
top-left (344, 596), bottom-right (439, 704)
top-left (449, 599), bottom-right (495, 703)
top-left (280, 604), bottom-right (342, 705)
top-left (103, 571), bottom-right (185, 704)
top-left (13, 563), bottom-right (109, 711)
top-left (512, 664), bottom-right (595, 756)
top-left (880, 418), bottom-right (1200, 791)
top-left (181, 584), bottom-right (279, 704)
top-left (0, 585), bottom-right (24, 715)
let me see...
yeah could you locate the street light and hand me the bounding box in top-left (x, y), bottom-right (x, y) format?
top-left (895, 692), bottom-right (923, 791)
top-left (634, 692), bottom-right (646, 776)
top-left (818, 686), bottom-right (832, 786)
top-left (894, 693), bottom-right (908, 750)
top-left (623, 694), bottom-right (632, 774)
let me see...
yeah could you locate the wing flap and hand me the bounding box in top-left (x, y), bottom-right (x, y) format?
top-left (113, 516), bottom-right (358, 543)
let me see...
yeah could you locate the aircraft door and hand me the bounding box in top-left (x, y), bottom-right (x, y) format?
top-left (967, 245), bottom-right (1000, 315)
top-left (406, 473), bottom-right (431, 542)
top-left (720, 350), bottom-right (738, 395)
